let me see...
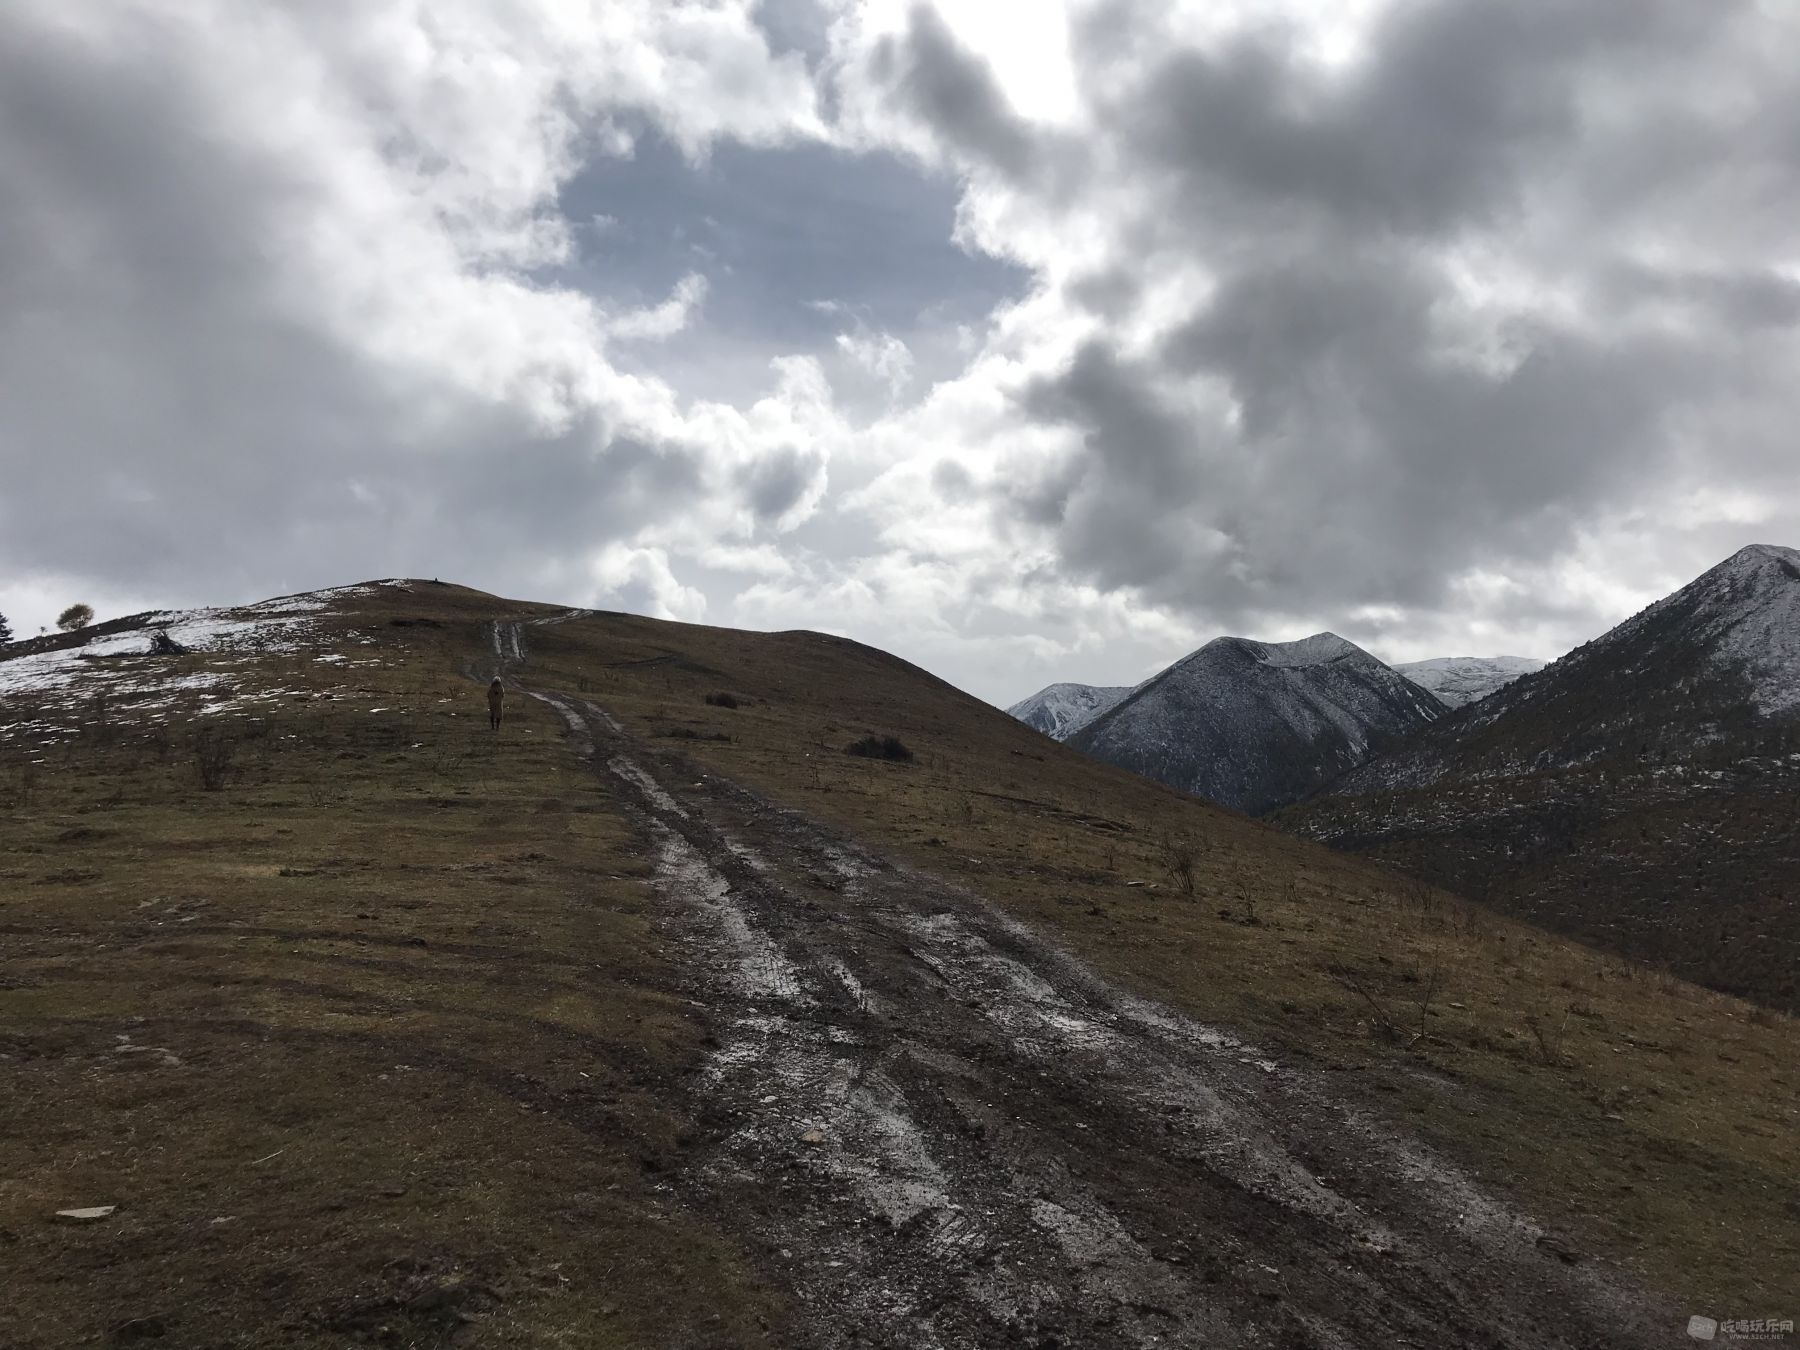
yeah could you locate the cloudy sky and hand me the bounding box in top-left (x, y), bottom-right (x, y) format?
top-left (4, 0), bottom-right (1798, 704)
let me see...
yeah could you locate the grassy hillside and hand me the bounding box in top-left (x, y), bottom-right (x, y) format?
top-left (515, 602), bottom-right (1800, 1316)
top-left (1283, 756), bottom-right (1800, 1011)
top-left (0, 584), bottom-right (781, 1348)
top-left (3, 580), bottom-right (1796, 1342)
top-left (1277, 566), bottom-right (1800, 1011)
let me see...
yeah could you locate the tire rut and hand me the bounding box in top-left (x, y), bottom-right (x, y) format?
top-left (521, 680), bottom-right (1680, 1349)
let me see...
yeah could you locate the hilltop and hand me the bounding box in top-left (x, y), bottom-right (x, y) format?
top-left (2, 581), bottom-right (1795, 1343)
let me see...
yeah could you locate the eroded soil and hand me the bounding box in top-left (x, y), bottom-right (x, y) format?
top-left (506, 617), bottom-right (1679, 1350)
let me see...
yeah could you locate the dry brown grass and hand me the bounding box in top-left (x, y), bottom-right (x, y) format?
top-left (5, 583), bottom-right (1796, 1340)
top-left (521, 606), bottom-right (1800, 1314)
top-left (0, 585), bottom-right (781, 1348)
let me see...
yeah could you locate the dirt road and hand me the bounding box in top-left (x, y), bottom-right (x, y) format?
top-left (503, 626), bottom-right (1675, 1348)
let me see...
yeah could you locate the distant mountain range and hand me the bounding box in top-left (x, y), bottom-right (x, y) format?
top-left (1394, 655), bottom-right (1543, 708)
top-left (1064, 633), bottom-right (1446, 815)
top-left (1010, 640), bottom-right (1538, 814)
top-left (1007, 681), bottom-right (1133, 739)
top-left (1007, 545), bottom-right (1800, 1007)
top-left (1283, 544), bottom-right (1800, 1009)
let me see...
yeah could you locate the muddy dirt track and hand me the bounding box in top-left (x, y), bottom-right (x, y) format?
top-left (500, 624), bottom-right (1678, 1349)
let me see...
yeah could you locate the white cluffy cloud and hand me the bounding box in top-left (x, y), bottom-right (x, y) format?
top-left (3, 0), bottom-right (1800, 705)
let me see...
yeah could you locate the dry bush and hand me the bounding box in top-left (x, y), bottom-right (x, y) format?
top-left (192, 726), bottom-right (238, 791)
top-left (86, 690), bottom-right (117, 747)
top-left (845, 734), bottom-right (913, 762)
top-left (1157, 831), bottom-right (1198, 896)
top-left (1524, 1008), bottom-right (1572, 1066)
top-left (5, 761), bottom-right (37, 809)
top-left (1328, 963), bottom-right (1400, 1043)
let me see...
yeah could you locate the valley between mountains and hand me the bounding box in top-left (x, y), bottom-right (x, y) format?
top-left (2, 582), bottom-right (1795, 1346)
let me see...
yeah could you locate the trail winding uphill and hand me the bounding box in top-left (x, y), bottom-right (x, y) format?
top-left (499, 624), bottom-right (1675, 1349)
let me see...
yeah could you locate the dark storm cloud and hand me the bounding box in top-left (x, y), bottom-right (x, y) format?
top-left (752, 0), bottom-right (834, 65)
top-left (0, 15), bottom-right (706, 602)
top-left (0, 2), bottom-right (1017, 632)
top-left (1134, 0), bottom-right (1714, 236)
top-left (872, 6), bottom-right (1040, 182)
top-left (734, 443), bottom-right (821, 523)
top-left (1598, 262), bottom-right (1800, 331)
top-left (936, 0), bottom-right (1800, 639)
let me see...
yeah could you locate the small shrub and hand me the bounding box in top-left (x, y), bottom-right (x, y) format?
top-left (193, 726), bottom-right (238, 791)
top-left (704, 691), bottom-right (741, 709)
top-left (7, 761), bottom-right (38, 808)
top-left (845, 734), bottom-right (913, 762)
top-left (1327, 963), bottom-right (1400, 1043)
top-left (1524, 1009), bottom-right (1571, 1066)
top-left (86, 690), bottom-right (116, 746)
top-left (1157, 831), bottom-right (1197, 896)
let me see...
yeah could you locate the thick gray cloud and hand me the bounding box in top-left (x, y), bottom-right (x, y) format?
top-left (3, 0), bottom-right (1799, 703)
top-left (872, 7), bottom-right (1042, 183)
top-left (918, 0), bottom-right (1800, 667)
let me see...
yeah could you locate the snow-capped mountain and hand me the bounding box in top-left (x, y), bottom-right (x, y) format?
top-left (1286, 545), bottom-right (1800, 1009)
top-left (1605, 541), bottom-right (1800, 716)
top-left (1320, 543), bottom-right (1800, 796)
top-left (1396, 655), bottom-right (1542, 708)
top-left (1069, 632), bottom-right (1445, 815)
top-left (1007, 682), bottom-right (1134, 740)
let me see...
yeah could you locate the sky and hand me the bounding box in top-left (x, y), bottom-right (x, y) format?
top-left (3, 0), bottom-right (1799, 705)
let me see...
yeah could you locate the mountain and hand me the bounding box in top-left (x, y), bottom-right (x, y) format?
top-left (1395, 655), bottom-right (1543, 708)
top-left (1069, 632), bottom-right (1446, 815)
top-left (1283, 544), bottom-right (1800, 1008)
top-left (1007, 680), bottom-right (1133, 739)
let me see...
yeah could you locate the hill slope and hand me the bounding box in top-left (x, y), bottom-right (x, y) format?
top-left (1006, 680), bottom-right (1133, 738)
top-left (1285, 544), bottom-right (1800, 1007)
top-left (3, 581), bottom-right (1795, 1340)
top-left (1070, 632), bottom-right (1446, 814)
top-left (1395, 655), bottom-right (1543, 708)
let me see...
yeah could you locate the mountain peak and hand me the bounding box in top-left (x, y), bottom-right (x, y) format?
top-left (1715, 542), bottom-right (1800, 585)
top-left (1731, 541), bottom-right (1800, 563)
top-left (1249, 632), bottom-right (1363, 668)
top-left (1073, 629), bottom-right (1440, 814)
top-left (1007, 680), bottom-right (1133, 740)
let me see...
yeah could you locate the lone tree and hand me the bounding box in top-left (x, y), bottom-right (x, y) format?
top-left (0, 612), bottom-right (12, 643)
top-left (56, 603), bottom-right (94, 632)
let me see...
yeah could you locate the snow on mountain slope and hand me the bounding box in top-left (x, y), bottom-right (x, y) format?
top-left (1069, 632), bottom-right (1445, 815)
top-left (1284, 545), bottom-right (1800, 1010)
top-left (1615, 542), bottom-right (1800, 716)
top-left (1326, 543), bottom-right (1800, 798)
top-left (1007, 682), bottom-right (1134, 740)
top-left (1396, 656), bottom-right (1543, 709)
top-left (0, 583), bottom-right (398, 741)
